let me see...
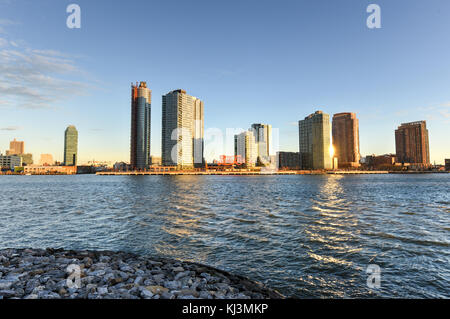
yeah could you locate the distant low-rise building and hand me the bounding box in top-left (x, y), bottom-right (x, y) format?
top-left (20, 153), bottom-right (33, 166)
top-left (277, 152), bottom-right (300, 170)
top-left (113, 162), bottom-right (131, 171)
top-left (0, 154), bottom-right (22, 170)
top-left (366, 154), bottom-right (396, 169)
top-left (39, 154), bottom-right (54, 166)
top-left (150, 156), bottom-right (162, 167)
top-left (7, 138), bottom-right (24, 155)
top-left (445, 159), bottom-right (450, 171)
top-left (24, 166), bottom-right (77, 175)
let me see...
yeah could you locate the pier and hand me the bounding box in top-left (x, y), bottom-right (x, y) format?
top-left (95, 170), bottom-right (400, 176)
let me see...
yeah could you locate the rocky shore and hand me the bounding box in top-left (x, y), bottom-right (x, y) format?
top-left (0, 248), bottom-right (284, 299)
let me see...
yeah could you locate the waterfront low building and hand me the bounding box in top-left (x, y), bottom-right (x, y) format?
top-left (24, 165), bottom-right (77, 175)
top-left (445, 159), bottom-right (450, 171)
top-left (39, 154), bottom-right (54, 166)
top-left (0, 154), bottom-right (22, 170)
top-left (113, 162), bottom-right (131, 171)
top-left (150, 156), bottom-right (162, 167)
top-left (277, 152), bottom-right (300, 170)
top-left (365, 154), bottom-right (396, 170)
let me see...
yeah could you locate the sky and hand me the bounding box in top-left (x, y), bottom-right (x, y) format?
top-left (0, 0), bottom-right (449, 164)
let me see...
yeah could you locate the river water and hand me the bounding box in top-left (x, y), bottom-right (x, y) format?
top-left (0, 174), bottom-right (448, 298)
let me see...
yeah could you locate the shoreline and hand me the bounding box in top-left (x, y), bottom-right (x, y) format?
top-left (0, 248), bottom-right (285, 300)
top-left (2, 171), bottom-right (449, 176)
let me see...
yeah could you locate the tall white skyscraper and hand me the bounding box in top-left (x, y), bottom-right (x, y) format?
top-left (162, 89), bottom-right (204, 168)
top-left (234, 130), bottom-right (257, 167)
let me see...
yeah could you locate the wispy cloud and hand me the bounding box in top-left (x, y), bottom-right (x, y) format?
top-left (0, 38), bottom-right (93, 109)
top-left (394, 102), bottom-right (450, 124)
top-left (0, 125), bottom-right (21, 131)
top-left (417, 102), bottom-right (450, 123)
top-left (0, 18), bottom-right (18, 34)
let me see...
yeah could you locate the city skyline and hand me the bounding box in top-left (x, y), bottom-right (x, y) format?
top-left (0, 1), bottom-right (449, 164)
top-left (0, 101), bottom-right (444, 167)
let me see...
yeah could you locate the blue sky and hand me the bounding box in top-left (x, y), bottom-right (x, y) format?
top-left (0, 0), bottom-right (449, 164)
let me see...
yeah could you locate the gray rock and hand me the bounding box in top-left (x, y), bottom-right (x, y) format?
top-left (174, 271), bottom-right (190, 281)
top-left (119, 264), bottom-right (134, 273)
top-left (160, 292), bottom-right (175, 299)
top-left (153, 273), bottom-right (165, 284)
top-left (38, 291), bottom-right (61, 299)
top-left (99, 256), bottom-right (111, 263)
top-left (140, 289), bottom-right (154, 299)
top-left (200, 273), bottom-right (211, 281)
top-left (143, 279), bottom-right (154, 286)
top-left (172, 266), bottom-right (185, 273)
top-left (199, 291), bottom-right (213, 299)
top-left (89, 269), bottom-right (106, 277)
top-left (216, 283), bottom-right (230, 291)
top-left (0, 290), bottom-right (16, 298)
top-left (0, 248), bottom-right (284, 300)
top-left (97, 287), bottom-right (108, 295)
top-left (0, 280), bottom-right (14, 290)
top-left (164, 280), bottom-right (181, 290)
top-left (135, 269), bottom-right (145, 276)
top-left (134, 276), bottom-right (143, 285)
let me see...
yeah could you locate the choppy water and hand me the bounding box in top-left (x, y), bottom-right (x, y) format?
top-left (0, 174), bottom-right (449, 298)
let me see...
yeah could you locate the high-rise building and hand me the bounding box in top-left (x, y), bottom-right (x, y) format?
top-left (7, 138), bottom-right (24, 155)
top-left (234, 130), bottom-right (257, 168)
top-left (130, 81), bottom-right (151, 170)
top-left (395, 121), bottom-right (430, 165)
top-left (332, 112), bottom-right (360, 168)
top-left (251, 123), bottom-right (272, 163)
top-left (64, 125), bottom-right (78, 166)
top-left (39, 154), bottom-right (54, 166)
top-left (162, 89), bottom-right (204, 168)
top-left (299, 111), bottom-right (332, 170)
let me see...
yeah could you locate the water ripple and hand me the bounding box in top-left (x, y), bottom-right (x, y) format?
top-left (0, 174), bottom-right (449, 298)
